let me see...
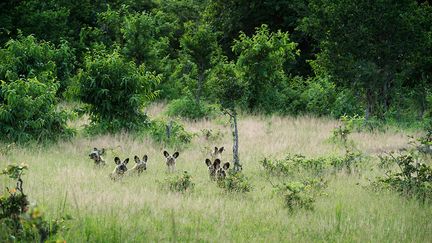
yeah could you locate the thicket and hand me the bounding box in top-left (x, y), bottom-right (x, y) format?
top-left (0, 0), bottom-right (431, 143)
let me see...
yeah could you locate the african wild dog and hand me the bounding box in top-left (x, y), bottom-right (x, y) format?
top-left (205, 158), bottom-right (230, 180)
top-left (127, 155), bottom-right (148, 175)
top-left (163, 151), bottom-right (179, 172)
top-left (210, 146), bottom-right (224, 160)
top-left (110, 157), bottom-right (129, 180)
top-left (89, 147), bottom-right (106, 166)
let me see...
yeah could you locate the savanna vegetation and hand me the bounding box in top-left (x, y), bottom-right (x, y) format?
top-left (1, 0), bottom-right (432, 242)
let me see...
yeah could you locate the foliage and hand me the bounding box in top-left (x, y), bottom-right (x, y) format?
top-left (374, 152), bottom-right (432, 203)
top-left (208, 57), bottom-right (248, 112)
top-left (0, 78), bottom-right (73, 143)
top-left (0, 34), bottom-right (76, 96)
top-left (302, 0), bottom-right (431, 119)
top-left (273, 178), bottom-right (327, 212)
top-left (0, 164), bottom-right (69, 242)
top-left (232, 24), bottom-right (298, 112)
top-left (166, 97), bottom-right (219, 120)
top-left (163, 171), bottom-right (195, 193)
top-left (260, 154), bottom-right (331, 176)
top-left (147, 118), bottom-right (194, 145)
top-left (200, 128), bottom-right (224, 142)
top-left (217, 171), bottom-right (252, 193)
top-left (175, 22), bottom-right (221, 104)
top-left (329, 148), bottom-right (365, 174)
top-left (409, 126), bottom-right (432, 155)
top-left (122, 10), bottom-right (177, 70)
top-left (76, 48), bottom-right (159, 133)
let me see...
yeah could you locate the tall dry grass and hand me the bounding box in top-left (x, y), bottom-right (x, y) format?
top-left (0, 103), bottom-right (430, 242)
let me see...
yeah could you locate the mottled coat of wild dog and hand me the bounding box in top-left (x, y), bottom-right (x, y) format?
top-left (110, 157), bottom-right (129, 180)
top-left (163, 151), bottom-right (179, 172)
top-left (205, 158), bottom-right (230, 180)
top-left (127, 155), bottom-right (148, 175)
top-left (89, 147), bottom-right (106, 166)
top-left (210, 146), bottom-right (224, 160)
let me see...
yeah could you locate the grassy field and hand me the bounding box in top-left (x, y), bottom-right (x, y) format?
top-left (1, 104), bottom-right (432, 242)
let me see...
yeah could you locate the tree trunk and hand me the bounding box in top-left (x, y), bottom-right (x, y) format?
top-left (230, 109), bottom-right (241, 171)
top-left (365, 88), bottom-right (374, 121)
top-left (196, 65), bottom-right (205, 105)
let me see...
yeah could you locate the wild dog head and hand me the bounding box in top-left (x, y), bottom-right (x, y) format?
top-left (205, 158), bottom-right (220, 179)
top-left (163, 151), bottom-right (179, 172)
top-left (132, 155), bottom-right (148, 174)
top-left (205, 159), bottom-right (230, 180)
top-left (110, 157), bottom-right (129, 180)
top-left (216, 162), bottom-right (230, 180)
top-left (211, 146), bottom-right (224, 160)
top-left (89, 147), bottom-right (106, 166)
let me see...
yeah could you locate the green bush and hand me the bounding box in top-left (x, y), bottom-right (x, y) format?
top-left (300, 76), bottom-right (337, 116)
top-left (329, 148), bottom-right (365, 174)
top-left (76, 48), bottom-right (160, 133)
top-left (260, 154), bottom-right (331, 176)
top-left (0, 34), bottom-right (75, 96)
top-left (163, 171), bottom-right (195, 193)
top-left (374, 152), bottom-right (432, 203)
top-left (200, 128), bottom-right (224, 142)
top-left (273, 178), bottom-right (327, 212)
top-left (217, 171), bottom-right (252, 193)
top-left (0, 78), bottom-right (73, 143)
top-left (166, 97), bottom-right (219, 120)
top-left (0, 164), bottom-right (69, 242)
top-left (147, 118), bottom-right (194, 145)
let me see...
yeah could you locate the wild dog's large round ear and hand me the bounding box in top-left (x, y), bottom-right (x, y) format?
top-left (163, 150), bottom-right (169, 158)
top-left (93, 147), bottom-right (98, 151)
top-left (213, 159), bottom-right (221, 169)
top-left (205, 159), bottom-right (212, 166)
top-left (123, 158), bottom-right (130, 164)
top-left (173, 152), bottom-right (179, 158)
top-left (143, 155), bottom-right (148, 162)
top-left (134, 155), bottom-right (140, 163)
top-left (214, 147), bottom-right (218, 153)
top-left (100, 148), bottom-right (106, 155)
top-left (114, 157), bottom-right (121, 165)
top-left (219, 147), bottom-right (224, 153)
top-left (223, 162), bottom-right (230, 170)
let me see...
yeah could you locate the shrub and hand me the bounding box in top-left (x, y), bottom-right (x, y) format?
top-left (374, 152), bottom-right (432, 203)
top-left (329, 148), bottom-right (365, 174)
top-left (409, 127), bottom-right (432, 156)
top-left (232, 24), bottom-right (298, 112)
top-left (166, 97), bottom-right (219, 120)
top-left (0, 34), bottom-right (75, 96)
top-left (147, 118), bottom-right (194, 145)
top-left (200, 128), bottom-right (224, 142)
top-left (300, 76), bottom-right (337, 116)
top-left (273, 178), bottom-right (327, 212)
top-left (0, 164), bottom-right (69, 242)
top-left (217, 171), bottom-right (252, 193)
top-left (163, 171), bottom-right (195, 193)
top-left (76, 49), bottom-right (160, 133)
top-left (0, 78), bottom-right (73, 143)
top-left (260, 154), bottom-right (331, 176)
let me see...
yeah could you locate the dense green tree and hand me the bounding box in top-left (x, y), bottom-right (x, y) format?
top-left (0, 35), bottom-right (75, 96)
top-left (205, 0), bottom-right (313, 76)
top-left (232, 24), bottom-right (298, 112)
top-left (122, 10), bottom-right (178, 69)
top-left (0, 77), bottom-right (71, 142)
top-left (177, 22), bottom-right (220, 105)
top-left (302, 0), bottom-right (431, 119)
top-left (209, 56), bottom-right (248, 171)
top-left (76, 48), bottom-right (160, 132)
